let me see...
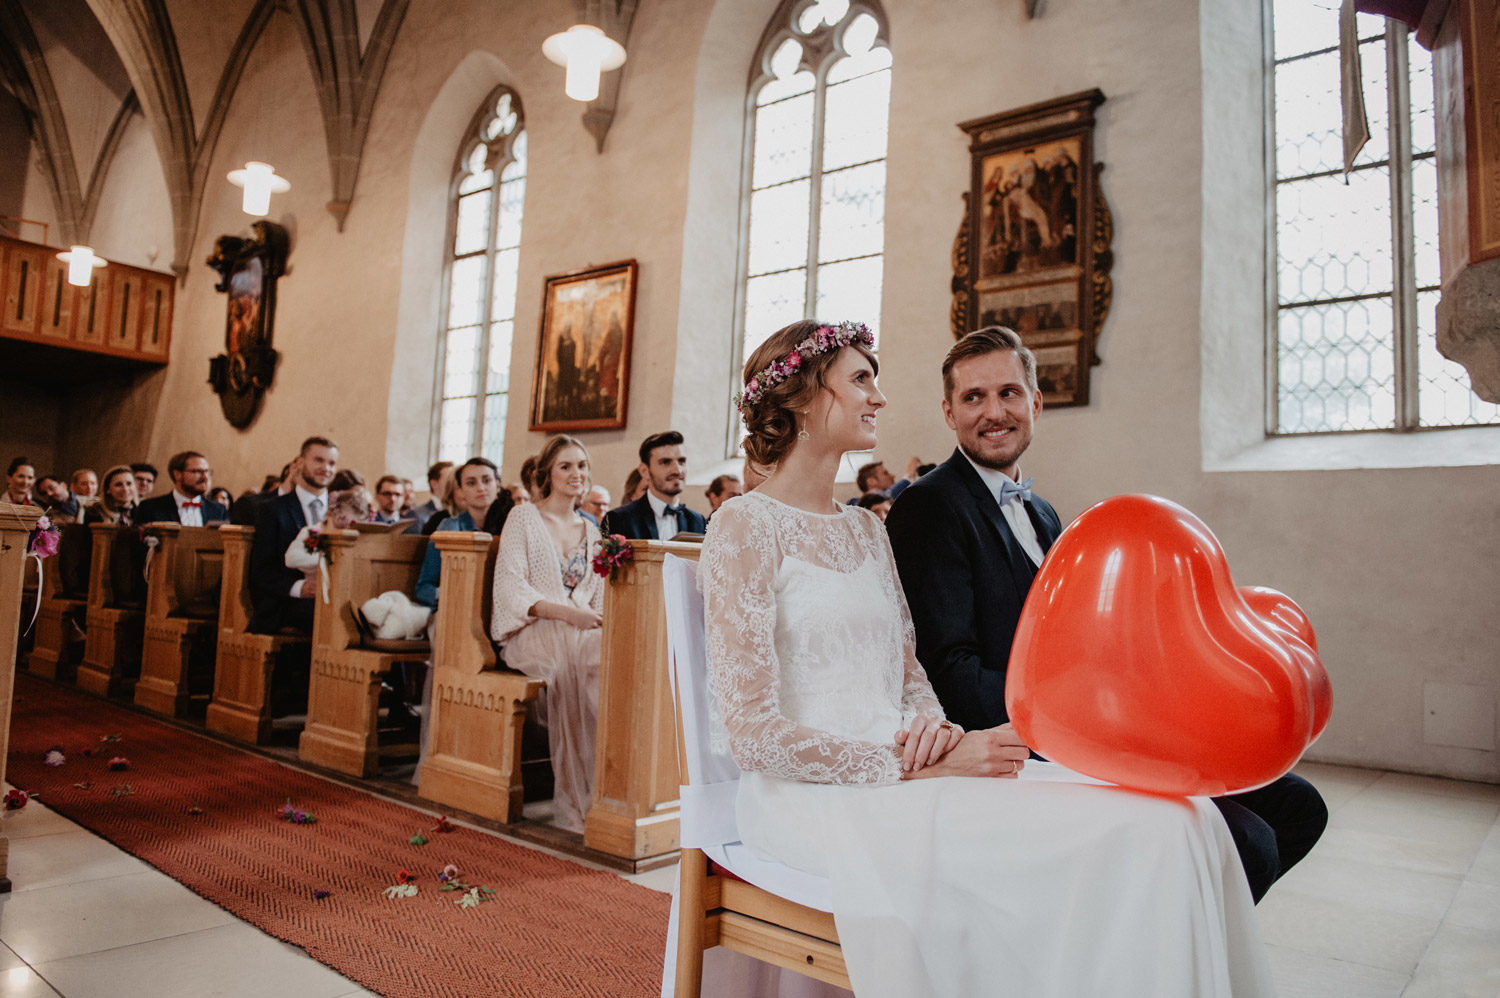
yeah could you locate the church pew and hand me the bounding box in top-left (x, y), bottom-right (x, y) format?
top-left (26, 523), bottom-right (91, 681)
top-left (205, 524), bottom-right (310, 744)
top-left (1, 502), bottom-right (45, 891)
top-left (584, 539), bottom-right (699, 865)
top-left (417, 531), bottom-right (544, 824)
top-left (134, 524), bottom-right (223, 717)
top-left (297, 529), bottom-right (429, 776)
top-left (75, 522), bottom-right (147, 698)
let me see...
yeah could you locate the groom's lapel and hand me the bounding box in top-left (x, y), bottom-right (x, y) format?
top-left (949, 452), bottom-right (1032, 585)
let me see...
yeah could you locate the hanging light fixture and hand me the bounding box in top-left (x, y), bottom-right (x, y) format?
top-left (227, 161), bottom-right (291, 216)
top-left (542, 24), bottom-right (627, 103)
top-left (56, 245), bottom-right (107, 287)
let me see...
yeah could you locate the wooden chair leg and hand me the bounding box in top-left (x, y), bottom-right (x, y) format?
top-left (675, 848), bottom-right (707, 998)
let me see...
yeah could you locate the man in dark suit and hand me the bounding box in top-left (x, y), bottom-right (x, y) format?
top-left (602, 430), bottom-right (707, 539)
top-left (134, 451), bottom-right (229, 525)
top-left (888, 326), bottom-right (1326, 904)
top-left (248, 436), bottom-right (337, 634)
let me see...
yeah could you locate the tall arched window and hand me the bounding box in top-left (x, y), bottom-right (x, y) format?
top-left (434, 87), bottom-right (527, 466)
top-left (737, 0), bottom-right (891, 376)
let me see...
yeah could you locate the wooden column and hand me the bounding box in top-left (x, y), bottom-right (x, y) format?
top-left (0, 502), bottom-right (43, 892)
top-left (584, 539), bottom-right (699, 864)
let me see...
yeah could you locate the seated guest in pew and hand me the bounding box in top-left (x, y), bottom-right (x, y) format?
top-left (703, 473), bottom-right (742, 520)
top-left (420, 470), bottom-right (463, 537)
top-left (480, 485), bottom-right (516, 538)
top-left (856, 490), bottom-right (892, 522)
top-left (71, 468), bottom-right (99, 500)
top-left (620, 467), bottom-right (645, 505)
top-left (83, 466), bottom-right (138, 525)
top-left (207, 486), bottom-right (235, 510)
top-left (579, 485), bottom-right (610, 525)
top-left (248, 437), bottom-right (338, 634)
top-left (372, 475), bottom-right (408, 525)
top-left (284, 488), bottom-right (371, 579)
top-left (405, 461), bottom-right (453, 534)
top-left (329, 469), bottom-right (364, 492)
top-left (5, 457), bottom-right (37, 506)
top-left (130, 462), bottom-right (157, 500)
top-left (490, 435), bottom-right (604, 835)
top-left (399, 477), bottom-right (416, 517)
top-left (413, 457), bottom-right (499, 608)
top-left (35, 474), bottom-right (85, 524)
top-left (135, 451), bottom-right (228, 525)
top-left (702, 319), bottom-right (1274, 996)
top-left (231, 460), bottom-right (294, 526)
top-left (603, 430), bottom-right (707, 539)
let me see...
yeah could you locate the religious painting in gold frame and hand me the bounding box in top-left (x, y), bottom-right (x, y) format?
top-left (952, 89), bottom-right (1113, 407)
top-left (530, 259), bottom-right (637, 431)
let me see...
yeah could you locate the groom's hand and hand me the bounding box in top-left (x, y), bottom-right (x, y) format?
top-left (905, 723), bottom-right (1029, 780)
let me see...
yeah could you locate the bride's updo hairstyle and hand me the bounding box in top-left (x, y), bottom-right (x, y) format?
top-left (739, 319), bottom-right (878, 469)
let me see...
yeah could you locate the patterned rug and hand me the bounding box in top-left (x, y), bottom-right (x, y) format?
top-left (5, 673), bottom-right (670, 997)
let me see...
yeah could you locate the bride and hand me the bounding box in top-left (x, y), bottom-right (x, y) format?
top-left (699, 319), bottom-right (1273, 997)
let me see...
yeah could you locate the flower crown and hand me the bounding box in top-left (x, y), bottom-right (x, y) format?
top-left (734, 321), bottom-right (874, 415)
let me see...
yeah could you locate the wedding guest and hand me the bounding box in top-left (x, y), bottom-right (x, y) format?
top-left (519, 456), bottom-right (539, 495)
top-left (399, 477), bottom-right (416, 516)
top-left (857, 491), bottom-right (892, 521)
top-left (329, 469), bottom-right (365, 492)
top-left (602, 430), bottom-right (706, 539)
top-left (247, 437), bottom-right (338, 634)
top-left (84, 466), bottom-right (138, 525)
top-left (130, 462), bottom-right (157, 499)
top-left (207, 486), bottom-right (234, 509)
top-left (71, 468), bottom-right (99, 499)
top-left (231, 460), bottom-right (294, 526)
top-left (849, 456), bottom-right (921, 504)
top-left (580, 486), bottom-right (610, 525)
top-left (35, 475), bottom-right (84, 524)
top-left (406, 461), bottom-right (453, 534)
top-left (284, 488), bottom-right (372, 580)
top-left (621, 467), bottom-right (646, 504)
top-left (5, 457), bottom-right (37, 505)
top-left (490, 435), bottom-right (603, 834)
top-left (420, 470), bottom-right (463, 536)
top-left (414, 457), bottom-right (498, 608)
top-left (372, 475), bottom-right (407, 525)
top-left (704, 473), bottom-right (743, 516)
top-left (135, 451), bottom-right (228, 525)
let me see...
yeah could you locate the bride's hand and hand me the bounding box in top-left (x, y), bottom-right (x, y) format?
top-left (895, 715), bottom-right (962, 773)
top-left (903, 723), bottom-right (1030, 780)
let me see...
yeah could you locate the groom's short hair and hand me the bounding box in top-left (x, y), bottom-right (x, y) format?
top-left (942, 326), bottom-right (1039, 400)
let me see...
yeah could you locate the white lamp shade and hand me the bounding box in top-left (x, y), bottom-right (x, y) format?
top-left (56, 245), bottom-right (107, 287)
top-left (227, 161), bottom-right (291, 216)
top-left (542, 24), bottom-right (627, 102)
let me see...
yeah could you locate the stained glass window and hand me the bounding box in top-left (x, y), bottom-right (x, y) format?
top-left (436, 88), bottom-right (527, 465)
top-left (1270, 2), bottom-right (1498, 433)
top-left (738, 1), bottom-right (891, 373)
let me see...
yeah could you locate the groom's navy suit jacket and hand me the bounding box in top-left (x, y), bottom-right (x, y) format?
top-left (885, 448), bottom-right (1062, 733)
top-left (247, 491), bottom-right (309, 635)
top-left (602, 495), bottom-right (707, 540)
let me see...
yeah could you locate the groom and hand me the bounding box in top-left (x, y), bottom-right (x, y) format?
top-left (887, 326), bottom-right (1326, 903)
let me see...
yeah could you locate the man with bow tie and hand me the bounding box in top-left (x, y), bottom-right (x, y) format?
top-left (134, 451), bottom-right (228, 526)
top-left (888, 326), bottom-right (1325, 903)
top-left (602, 430), bottom-right (706, 540)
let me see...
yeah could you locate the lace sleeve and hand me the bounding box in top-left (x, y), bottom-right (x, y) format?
top-left (700, 503), bottom-right (904, 785)
top-left (867, 514), bottom-right (947, 727)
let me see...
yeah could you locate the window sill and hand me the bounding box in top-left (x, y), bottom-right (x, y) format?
top-left (1204, 424), bottom-right (1500, 472)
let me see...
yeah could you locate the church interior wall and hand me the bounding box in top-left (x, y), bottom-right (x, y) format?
top-left (0, 0), bottom-right (1494, 782)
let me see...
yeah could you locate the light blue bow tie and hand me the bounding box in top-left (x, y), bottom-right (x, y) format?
top-left (997, 476), bottom-right (1034, 505)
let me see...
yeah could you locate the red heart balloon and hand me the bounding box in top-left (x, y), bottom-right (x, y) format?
top-left (1006, 494), bottom-right (1332, 797)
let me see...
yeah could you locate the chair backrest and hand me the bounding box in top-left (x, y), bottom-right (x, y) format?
top-left (662, 553), bottom-right (741, 849)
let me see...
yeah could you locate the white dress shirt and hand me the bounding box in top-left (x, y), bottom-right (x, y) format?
top-left (959, 453), bottom-right (1045, 567)
top-left (173, 490), bottom-right (204, 527)
top-left (647, 491), bottom-right (683, 541)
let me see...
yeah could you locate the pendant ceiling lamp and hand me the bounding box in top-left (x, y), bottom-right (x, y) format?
top-left (227, 161), bottom-right (291, 216)
top-left (542, 24), bottom-right (627, 102)
top-left (56, 245), bottom-right (107, 286)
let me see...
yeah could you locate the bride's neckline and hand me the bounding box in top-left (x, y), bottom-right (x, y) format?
top-left (746, 490), bottom-right (851, 519)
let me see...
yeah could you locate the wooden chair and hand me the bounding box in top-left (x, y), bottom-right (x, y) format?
top-left (134, 523), bottom-right (224, 716)
top-left (660, 554), bottom-right (850, 997)
top-left (417, 530), bottom-right (544, 823)
top-left (27, 522), bottom-right (91, 680)
top-left (297, 528), bottom-right (430, 776)
top-left (76, 522), bottom-right (146, 698)
top-left (205, 524), bottom-right (311, 744)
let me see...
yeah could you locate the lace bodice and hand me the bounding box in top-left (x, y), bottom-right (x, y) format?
top-left (699, 491), bottom-right (946, 785)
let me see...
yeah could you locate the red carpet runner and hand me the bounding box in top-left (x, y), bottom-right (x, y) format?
top-left (5, 673), bottom-right (669, 997)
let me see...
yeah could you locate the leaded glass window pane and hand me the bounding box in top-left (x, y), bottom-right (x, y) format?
top-left (454, 190), bottom-right (492, 256)
top-left (748, 180), bottom-right (812, 275)
top-left (753, 93), bottom-right (815, 187)
top-left (819, 161), bottom-right (885, 264)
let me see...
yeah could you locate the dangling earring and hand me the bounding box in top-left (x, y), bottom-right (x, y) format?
top-left (797, 412), bottom-right (810, 441)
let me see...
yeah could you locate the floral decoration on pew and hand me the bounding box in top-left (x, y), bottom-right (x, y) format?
top-left (592, 533), bottom-right (633, 580)
top-left (26, 515), bottom-right (58, 558)
top-left (438, 863), bottom-right (497, 909)
top-left (277, 800), bottom-right (317, 824)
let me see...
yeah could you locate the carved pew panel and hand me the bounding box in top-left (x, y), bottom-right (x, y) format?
top-left (585, 540), bottom-right (700, 864)
top-left (1, 502), bottom-right (45, 891)
top-left (205, 525), bottom-right (310, 744)
top-left (28, 523), bottom-right (91, 681)
top-left (298, 530), bottom-right (429, 777)
top-left (418, 531), bottom-right (544, 824)
top-left (76, 522), bottom-right (145, 698)
top-left (135, 524), bottom-right (224, 717)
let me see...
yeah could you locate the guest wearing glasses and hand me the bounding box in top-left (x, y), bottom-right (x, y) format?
top-left (134, 451), bottom-right (228, 525)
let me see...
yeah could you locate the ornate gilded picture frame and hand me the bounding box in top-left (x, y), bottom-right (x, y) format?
top-left (952, 89), bottom-right (1113, 407)
top-left (530, 259), bottom-right (637, 432)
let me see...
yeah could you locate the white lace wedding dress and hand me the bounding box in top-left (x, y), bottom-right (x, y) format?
top-left (700, 492), bottom-right (1274, 997)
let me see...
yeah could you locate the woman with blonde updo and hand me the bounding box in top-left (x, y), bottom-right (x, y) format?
top-left (697, 319), bottom-right (1270, 996)
top-left (490, 434), bottom-right (603, 834)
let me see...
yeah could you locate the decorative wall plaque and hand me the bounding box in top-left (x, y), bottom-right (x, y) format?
top-left (207, 221), bottom-right (289, 429)
top-left (952, 89), bottom-right (1113, 407)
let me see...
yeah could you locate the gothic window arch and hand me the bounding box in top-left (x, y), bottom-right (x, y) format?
top-left (1268, 1), bottom-right (1498, 433)
top-left (735, 0), bottom-right (892, 391)
top-left (434, 86), bottom-right (527, 465)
